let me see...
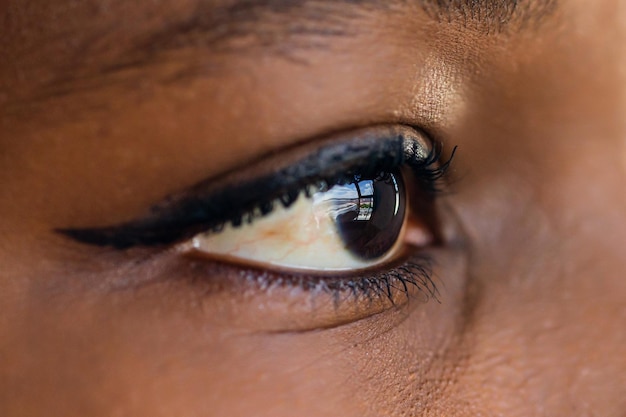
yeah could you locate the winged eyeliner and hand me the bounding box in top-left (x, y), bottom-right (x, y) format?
top-left (58, 127), bottom-right (452, 249)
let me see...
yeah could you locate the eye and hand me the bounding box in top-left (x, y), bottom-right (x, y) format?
top-left (187, 170), bottom-right (411, 272)
top-left (57, 125), bottom-right (455, 316)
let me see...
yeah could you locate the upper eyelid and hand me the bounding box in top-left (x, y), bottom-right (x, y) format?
top-left (56, 124), bottom-right (439, 249)
top-left (184, 124), bottom-right (431, 193)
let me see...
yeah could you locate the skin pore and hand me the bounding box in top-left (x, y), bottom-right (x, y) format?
top-left (1, 0), bottom-right (625, 415)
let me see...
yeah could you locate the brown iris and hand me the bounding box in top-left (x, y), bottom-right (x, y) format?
top-left (311, 171), bottom-right (405, 260)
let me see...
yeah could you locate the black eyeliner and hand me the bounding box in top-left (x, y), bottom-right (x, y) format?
top-left (58, 125), bottom-right (454, 249)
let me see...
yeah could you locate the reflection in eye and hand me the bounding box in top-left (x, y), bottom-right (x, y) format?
top-left (188, 171), bottom-right (410, 272)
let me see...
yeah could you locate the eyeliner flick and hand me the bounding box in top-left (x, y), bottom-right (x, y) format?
top-left (57, 126), bottom-right (453, 249)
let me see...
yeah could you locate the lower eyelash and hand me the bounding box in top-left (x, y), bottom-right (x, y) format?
top-left (233, 255), bottom-right (438, 308)
top-left (325, 257), bottom-right (438, 306)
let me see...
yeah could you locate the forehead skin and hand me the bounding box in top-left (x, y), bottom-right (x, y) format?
top-left (1, 0), bottom-right (625, 416)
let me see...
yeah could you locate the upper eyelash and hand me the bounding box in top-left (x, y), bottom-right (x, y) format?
top-left (227, 139), bottom-right (452, 227)
top-left (57, 127), bottom-right (456, 249)
top-left (408, 141), bottom-right (457, 193)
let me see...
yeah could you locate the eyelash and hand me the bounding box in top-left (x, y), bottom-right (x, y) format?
top-left (215, 141), bottom-right (454, 233)
top-left (253, 255), bottom-right (440, 305)
top-left (58, 131), bottom-right (456, 250)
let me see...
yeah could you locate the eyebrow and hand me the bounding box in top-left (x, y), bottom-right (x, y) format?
top-left (421, 0), bottom-right (556, 26)
top-left (139, 0), bottom-right (557, 52)
top-left (39, 0), bottom-right (555, 99)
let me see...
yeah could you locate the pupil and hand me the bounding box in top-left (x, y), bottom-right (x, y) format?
top-left (312, 171), bottom-right (406, 260)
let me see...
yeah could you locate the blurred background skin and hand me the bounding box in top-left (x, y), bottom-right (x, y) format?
top-left (1, 0), bottom-right (625, 416)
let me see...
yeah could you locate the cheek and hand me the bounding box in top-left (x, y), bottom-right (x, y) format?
top-left (147, 291), bottom-right (466, 416)
top-left (0, 170), bottom-right (470, 416)
top-left (5, 266), bottom-right (465, 417)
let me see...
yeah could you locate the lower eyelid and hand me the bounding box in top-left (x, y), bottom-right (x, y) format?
top-left (163, 251), bottom-right (439, 332)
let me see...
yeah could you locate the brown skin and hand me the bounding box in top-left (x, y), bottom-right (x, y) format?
top-left (1, 0), bottom-right (625, 416)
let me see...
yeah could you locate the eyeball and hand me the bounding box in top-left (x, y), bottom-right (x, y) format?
top-left (186, 171), bottom-right (410, 272)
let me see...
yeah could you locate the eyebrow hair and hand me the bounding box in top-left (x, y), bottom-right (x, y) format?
top-left (37, 0), bottom-right (555, 100)
top-left (121, 0), bottom-right (554, 69)
top-left (423, 0), bottom-right (556, 27)
top-left (140, 0), bottom-right (557, 52)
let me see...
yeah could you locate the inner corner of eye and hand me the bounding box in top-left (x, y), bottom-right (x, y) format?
top-left (403, 217), bottom-right (434, 248)
top-left (178, 168), bottom-right (425, 273)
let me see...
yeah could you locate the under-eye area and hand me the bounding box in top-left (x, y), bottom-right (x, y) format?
top-left (173, 251), bottom-right (443, 331)
top-left (58, 125), bottom-right (456, 324)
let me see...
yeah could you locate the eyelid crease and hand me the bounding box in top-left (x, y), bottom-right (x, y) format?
top-left (57, 124), bottom-right (451, 249)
